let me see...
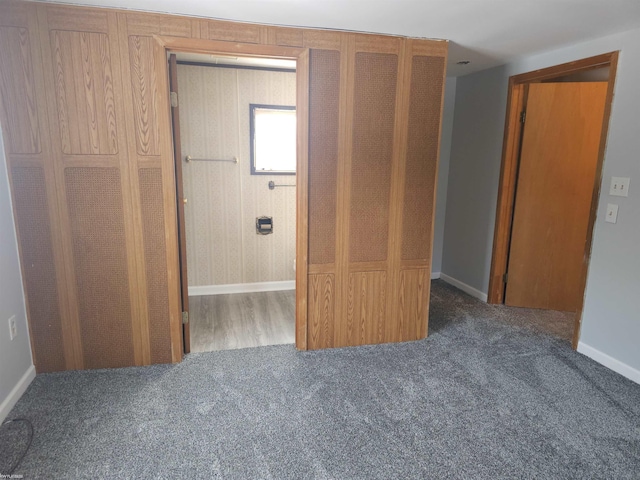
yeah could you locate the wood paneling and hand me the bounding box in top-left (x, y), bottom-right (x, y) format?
top-left (50, 30), bottom-right (118, 155)
top-left (0, 27), bottom-right (40, 154)
top-left (349, 52), bottom-right (398, 263)
top-left (45, 6), bottom-right (108, 32)
top-left (10, 166), bottom-right (66, 372)
top-left (295, 49), bottom-right (310, 351)
top-left (308, 49), bottom-right (340, 266)
top-left (64, 167), bottom-right (135, 369)
top-left (398, 268), bottom-right (429, 341)
top-left (168, 54), bottom-right (189, 354)
top-left (128, 35), bottom-right (160, 156)
top-left (125, 13), bottom-right (194, 38)
top-left (205, 19), bottom-right (261, 43)
top-left (268, 26), bottom-right (304, 47)
top-left (307, 274), bottom-right (335, 349)
top-left (0, 0), bottom-right (447, 369)
top-left (118, 13), bottom-right (183, 364)
top-left (303, 30), bottom-right (343, 50)
top-left (401, 56), bottom-right (445, 261)
top-left (139, 168), bottom-right (173, 364)
top-left (345, 271), bottom-right (387, 346)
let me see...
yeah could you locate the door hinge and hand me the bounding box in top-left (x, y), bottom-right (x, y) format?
top-left (503, 273), bottom-right (508, 284)
top-left (170, 91), bottom-right (178, 108)
top-left (182, 311), bottom-right (189, 325)
top-left (520, 111), bottom-right (526, 124)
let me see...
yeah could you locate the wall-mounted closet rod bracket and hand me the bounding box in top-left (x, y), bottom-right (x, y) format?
top-left (185, 155), bottom-right (238, 164)
top-left (268, 181), bottom-right (297, 190)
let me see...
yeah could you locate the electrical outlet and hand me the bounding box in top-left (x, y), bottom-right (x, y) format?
top-left (609, 177), bottom-right (630, 197)
top-left (8, 315), bottom-right (17, 340)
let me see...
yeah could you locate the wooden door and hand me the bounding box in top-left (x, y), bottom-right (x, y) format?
top-left (305, 36), bottom-right (447, 349)
top-left (505, 82), bottom-right (607, 311)
top-left (168, 54), bottom-right (190, 353)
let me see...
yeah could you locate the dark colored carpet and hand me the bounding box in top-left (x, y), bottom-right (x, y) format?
top-left (2, 280), bottom-right (639, 479)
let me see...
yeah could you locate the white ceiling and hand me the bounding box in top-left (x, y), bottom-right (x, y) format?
top-left (41, 0), bottom-right (640, 76)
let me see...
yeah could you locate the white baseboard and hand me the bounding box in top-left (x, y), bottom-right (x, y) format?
top-left (431, 272), bottom-right (441, 280)
top-left (577, 342), bottom-right (640, 385)
top-left (0, 365), bottom-right (36, 423)
top-left (439, 273), bottom-right (488, 302)
top-left (189, 280), bottom-right (295, 296)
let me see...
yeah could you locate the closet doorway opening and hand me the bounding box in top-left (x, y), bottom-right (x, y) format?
top-left (168, 50), bottom-right (300, 354)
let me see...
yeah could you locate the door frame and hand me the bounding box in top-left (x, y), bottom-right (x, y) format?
top-left (487, 51), bottom-right (619, 349)
top-left (154, 35), bottom-right (310, 354)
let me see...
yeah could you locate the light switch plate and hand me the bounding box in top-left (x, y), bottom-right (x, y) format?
top-left (610, 177), bottom-right (630, 197)
top-left (605, 203), bottom-right (619, 223)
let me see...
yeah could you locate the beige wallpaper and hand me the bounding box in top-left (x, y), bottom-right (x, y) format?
top-left (178, 65), bottom-right (296, 287)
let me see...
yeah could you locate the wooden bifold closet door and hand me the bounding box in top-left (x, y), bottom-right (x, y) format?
top-left (0, 2), bottom-right (180, 372)
top-left (306, 37), bottom-right (446, 349)
top-left (0, 1), bottom-right (447, 371)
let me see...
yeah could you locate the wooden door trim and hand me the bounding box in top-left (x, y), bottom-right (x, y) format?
top-left (153, 35), bottom-right (310, 351)
top-left (156, 35), bottom-right (306, 59)
top-left (168, 53), bottom-right (190, 354)
top-left (488, 51), bottom-right (619, 350)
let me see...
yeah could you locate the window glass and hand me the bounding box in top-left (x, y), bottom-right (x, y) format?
top-left (250, 105), bottom-right (296, 174)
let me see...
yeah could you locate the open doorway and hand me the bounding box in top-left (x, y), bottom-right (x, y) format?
top-left (488, 52), bottom-right (619, 348)
top-left (169, 51), bottom-right (298, 353)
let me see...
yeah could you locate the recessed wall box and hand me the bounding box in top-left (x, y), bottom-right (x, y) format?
top-left (256, 216), bottom-right (273, 235)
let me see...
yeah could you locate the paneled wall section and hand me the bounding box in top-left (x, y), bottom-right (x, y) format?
top-left (0, 1), bottom-right (447, 371)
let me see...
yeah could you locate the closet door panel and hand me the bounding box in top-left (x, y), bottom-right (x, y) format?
top-left (128, 35), bottom-right (161, 156)
top-left (308, 49), bottom-right (340, 266)
top-left (11, 166), bottom-right (66, 372)
top-left (307, 274), bottom-right (335, 349)
top-left (346, 271), bottom-right (387, 346)
top-left (0, 26), bottom-right (41, 154)
top-left (306, 48), bottom-right (341, 348)
top-left (398, 268), bottom-right (429, 341)
top-left (139, 168), bottom-right (173, 364)
top-left (401, 55), bottom-right (445, 262)
top-left (37, 4), bottom-right (151, 368)
top-left (120, 13), bottom-right (184, 363)
top-left (1, 3), bottom-right (79, 372)
top-left (65, 167), bottom-right (135, 369)
top-left (50, 30), bottom-right (118, 155)
top-left (349, 52), bottom-right (398, 264)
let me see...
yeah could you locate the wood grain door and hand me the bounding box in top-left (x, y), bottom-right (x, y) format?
top-left (505, 82), bottom-right (607, 311)
top-left (168, 53), bottom-right (190, 353)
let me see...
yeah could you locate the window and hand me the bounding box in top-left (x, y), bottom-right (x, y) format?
top-left (250, 104), bottom-right (296, 175)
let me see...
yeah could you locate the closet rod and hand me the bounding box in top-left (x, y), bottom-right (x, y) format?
top-left (268, 181), bottom-right (296, 190)
top-left (185, 155), bottom-right (238, 164)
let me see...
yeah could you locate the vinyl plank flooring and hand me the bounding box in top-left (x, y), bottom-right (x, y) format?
top-left (189, 290), bottom-right (295, 353)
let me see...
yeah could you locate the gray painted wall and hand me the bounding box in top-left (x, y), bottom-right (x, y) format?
top-left (442, 26), bottom-right (640, 373)
top-left (0, 128), bottom-right (33, 416)
top-left (441, 66), bottom-right (507, 290)
top-left (431, 76), bottom-right (456, 275)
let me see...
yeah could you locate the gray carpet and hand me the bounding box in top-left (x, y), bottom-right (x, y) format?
top-left (2, 280), bottom-right (639, 479)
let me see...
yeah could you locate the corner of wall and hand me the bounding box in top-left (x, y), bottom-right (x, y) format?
top-left (431, 76), bottom-right (457, 275)
top-left (0, 126), bottom-right (35, 422)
